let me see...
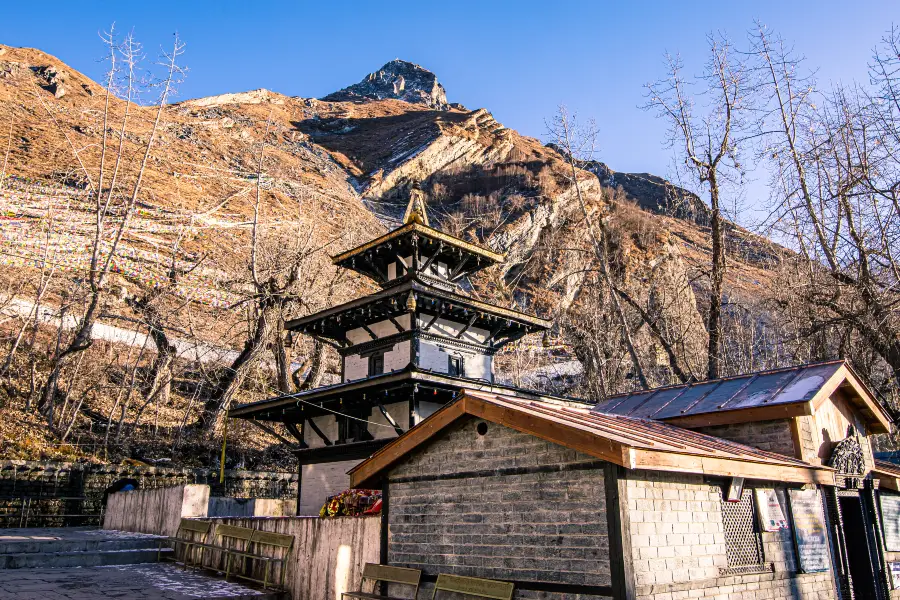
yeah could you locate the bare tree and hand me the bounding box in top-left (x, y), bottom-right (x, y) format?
top-left (752, 24), bottom-right (900, 389)
top-left (644, 34), bottom-right (749, 380)
top-left (38, 31), bottom-right (185, 426)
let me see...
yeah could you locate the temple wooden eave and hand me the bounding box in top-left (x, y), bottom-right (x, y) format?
top-left (332, 222), bottom-right (505, 266)
top-left (284, 277), bottom-right (551, 339)
top-left (228, 368), bottom-right (575, 422)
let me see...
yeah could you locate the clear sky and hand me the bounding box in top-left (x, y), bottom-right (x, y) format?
top-left (1, 0), bottom-right (897, 214)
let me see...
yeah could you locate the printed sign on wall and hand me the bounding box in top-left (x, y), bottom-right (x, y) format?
top-left (880, 493), bottom-right (900, 552)
top-left (755, 488), bottom-right (790, 531)
top-left (788, 489), bottom-right (829, 573)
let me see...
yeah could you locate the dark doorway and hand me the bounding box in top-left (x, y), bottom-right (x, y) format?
top-left (839, 495), bottom-right (879, 599)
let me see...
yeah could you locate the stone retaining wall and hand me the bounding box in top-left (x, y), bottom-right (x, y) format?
top-left (0, 460), bottom-right (297, 527)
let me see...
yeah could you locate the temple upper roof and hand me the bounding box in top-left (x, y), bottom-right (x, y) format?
top-left (333, 188), bottom-right (504, 286)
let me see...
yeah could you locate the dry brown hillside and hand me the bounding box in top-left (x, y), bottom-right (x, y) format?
top-left (0, 47), bottom-right (789, 467)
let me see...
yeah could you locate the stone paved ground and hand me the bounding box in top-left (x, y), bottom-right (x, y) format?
top-left (0, 563), bottom-right (278, 599)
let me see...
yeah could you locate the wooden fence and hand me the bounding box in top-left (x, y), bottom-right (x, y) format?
top-left (195, 516), bottom-right (381, 600)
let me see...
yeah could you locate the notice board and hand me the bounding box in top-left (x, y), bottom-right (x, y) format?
top-left (880, 493), bottom-right (900, 552)
top-left (788, 489), bottom-right (829, 573)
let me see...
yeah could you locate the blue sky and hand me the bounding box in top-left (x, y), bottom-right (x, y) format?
top-left (1, 1), bottom-right (897, 216)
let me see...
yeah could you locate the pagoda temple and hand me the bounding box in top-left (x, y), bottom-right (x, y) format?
top-left (230, 190), bottom-right (552, 514)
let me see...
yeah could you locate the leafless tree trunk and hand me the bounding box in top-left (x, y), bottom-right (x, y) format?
top-left (645, 34), bottom-right (748, 380)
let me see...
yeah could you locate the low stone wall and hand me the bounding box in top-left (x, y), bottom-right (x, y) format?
top-left (0, 460), bottom-right (297, 527)
top-left (103, 484), bottom-right (209, 536)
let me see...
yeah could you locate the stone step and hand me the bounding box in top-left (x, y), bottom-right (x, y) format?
top-left (0, 546), bottom-right (173, 569)
top-left (0, 535), bottom-right (164, 555)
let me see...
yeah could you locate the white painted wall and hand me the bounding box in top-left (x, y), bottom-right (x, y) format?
top-left (416, 400), bottom-right (444, 423)
top-left (298, 459), bottom-right (362, 516)
top-left (343, 340), bottom-right (410, 382)
top-left (419, 340), bottom-right (492, 381)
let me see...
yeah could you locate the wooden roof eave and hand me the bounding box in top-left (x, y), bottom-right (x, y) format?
top-left (349, 392), bottom-right (833, 489)
top-left (331, 222), bottom-right (505, 265)
top-left (284, 278), bottom-right (551, 332)
top-left (659, 401), bottom-right (813, 428)
top-left (629, 448), bottom-right (835, 485)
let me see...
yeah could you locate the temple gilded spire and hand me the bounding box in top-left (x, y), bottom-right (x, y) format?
top-left (402, 186), bottom-right (430, 226)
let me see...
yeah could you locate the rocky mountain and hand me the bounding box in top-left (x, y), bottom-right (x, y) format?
top-left (323, 59), bottom-right (450, 110)
top-left (0, 45), bottom-right (787, 464)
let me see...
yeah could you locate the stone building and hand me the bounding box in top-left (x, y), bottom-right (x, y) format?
top-left (229, 190), bottom-right (552, 514)
top-left (351, 361), bottom-right (900, 600)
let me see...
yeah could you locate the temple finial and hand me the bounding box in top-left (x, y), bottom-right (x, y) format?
top-left (402, 185), bottom-right (429, 226)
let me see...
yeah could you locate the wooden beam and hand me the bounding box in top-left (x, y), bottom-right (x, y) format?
top-left (629, 448), bottom-right (835, 485)
top-left (448, 255), bottom-right (471, 281)
top-left (455, 313), bottom-right (479, 339)
top-left (387, 316), bottom-right (405, 334)
top-left (377, 402), bottom-right (405, 436)
top-left (422, 312), bottom-right (440, 332)
top-left (246, 420), bottom-right (299, 448)
top-left (284, 422), bottom-right (309, 448)
top-left (305, 418), bottom-right (333, 446)
top-left (360, 253), bottom-right (388, 283)
top-left (361, 323), bottom-right (378, 340)
top-left (419, 244), bottom-right (442, 274)
top-left (605, 464), bottom-right (636, 600)
top-left (660, 401), bottom-right (812, 428)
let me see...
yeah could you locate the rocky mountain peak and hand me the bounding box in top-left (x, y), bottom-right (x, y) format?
top-left (323, 59), bottom-right (449, 110)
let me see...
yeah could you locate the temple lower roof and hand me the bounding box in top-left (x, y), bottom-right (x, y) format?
top-left (228, 366), bottom-right (574, 422)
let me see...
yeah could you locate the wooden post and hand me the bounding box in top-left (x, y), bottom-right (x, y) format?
top-left (605, 463), bottom-right (635, 600)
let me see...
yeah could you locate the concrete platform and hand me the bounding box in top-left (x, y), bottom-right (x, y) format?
top-left (0, 527), bottom-right (171, 569)
top-left (0, 563), bottom-right (284, 599)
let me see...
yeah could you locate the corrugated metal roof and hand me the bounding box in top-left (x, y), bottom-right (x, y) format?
top-left (593, 360), bottom-right (846, 420)
top-left (467, 392), bottom-right (816, 468)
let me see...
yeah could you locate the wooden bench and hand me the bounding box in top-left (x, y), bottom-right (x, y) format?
top-left (342, 563), bottom-right (422, 600)
top-left (431, 574), bottom-right (514, 600)
top-left (212, 525), bottom-right (294, 590)
top-left (158, 518), bottom-right (214, 566)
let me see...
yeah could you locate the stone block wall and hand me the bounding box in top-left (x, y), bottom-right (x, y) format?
top-left (387, 416), bottom-right (613, 600)
top-left (626, 471), bottom-right (836, 600)
top-left (695, 419), bottom-right (796, 457)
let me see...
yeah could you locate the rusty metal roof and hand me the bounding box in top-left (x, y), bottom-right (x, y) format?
top-left (467, 392), bottom-right (818, 468)
top-left (593, 359), bottom-right (863, 419)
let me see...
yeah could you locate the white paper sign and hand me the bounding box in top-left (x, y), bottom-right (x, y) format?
top-left (755, 488), bottom-right (789, 531)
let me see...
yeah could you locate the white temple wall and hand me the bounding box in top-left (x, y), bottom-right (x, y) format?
top-left (419, 340), bottom-right (492, 381)
top-left (305, 414), bottom-right (339, 449)
top-left (343, 340), bottom-right (410, 382)
top-left (298, 459), bottom-right (361, 515)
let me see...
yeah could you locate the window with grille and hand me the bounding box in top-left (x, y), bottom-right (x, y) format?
top-left (368, 353), bottom-right (384, 377)
top-left (448, 355), bottom-right (464, 377)
top-left (719, 487), bottom-right (769, 575)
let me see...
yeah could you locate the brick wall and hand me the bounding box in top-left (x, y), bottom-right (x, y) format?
top-left (387, 416), bottom-right (613, 600)
top-left (626, 471), bottom-right (837, 600)
top-left (695, 419), bottom-right (796, 457)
